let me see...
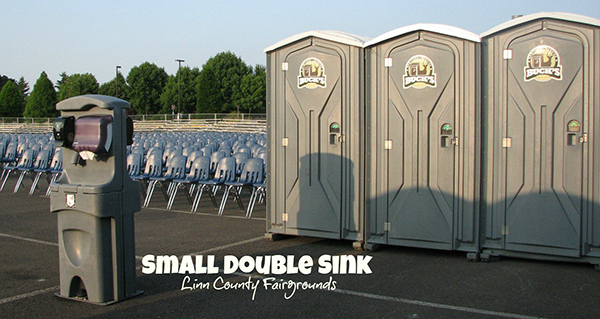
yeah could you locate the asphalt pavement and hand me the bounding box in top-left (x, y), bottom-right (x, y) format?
top-left (1, 174), bottom-right (599, 319)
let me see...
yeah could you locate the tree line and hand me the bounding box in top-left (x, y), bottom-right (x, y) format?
top-left (0, 51), bottom-right (266, 118)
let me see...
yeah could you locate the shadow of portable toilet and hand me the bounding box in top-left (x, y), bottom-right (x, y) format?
top-left (50, 95), bottom-right (142, 304)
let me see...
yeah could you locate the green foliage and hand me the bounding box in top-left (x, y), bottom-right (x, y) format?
top-left (127, 62), bottom-right (168, 114)
top-left (7, 51), bottom-right (267, 118)
top-left (55, 72), bottom-right (68, 89)
top-left (160, 66), bottom-right (200, 114)
top-left (16, 77), bottom-right (30, 99)
top-left (57, 73), bottom-right (99, 101)
top-left (0, 80), bottom-right (25, 117)
top-left (196, 51), bottom-right (252, 113)
top-left (24, 72), bottom-right (58, 118)
top-left (234, 64), bottom-right (266, 113)
top-left (98, 72), bottom-right (130, 101)
top-left (0, 75), bottom-right (11, 90)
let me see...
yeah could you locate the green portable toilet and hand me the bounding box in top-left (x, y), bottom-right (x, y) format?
top-left (480, 12), bottom-right (600, 267)
top-left (265, 31), bottom-right (368, 244)
top-left (364, 24), bottom-right (481, 257)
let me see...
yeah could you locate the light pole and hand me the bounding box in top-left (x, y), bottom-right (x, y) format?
top-left (115, 65), bottom-right (121, 98)
top-left (175, 59), bottom-right (185, 117)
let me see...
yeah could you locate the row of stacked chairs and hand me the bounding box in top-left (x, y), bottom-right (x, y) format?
top-left (0, 133), bottom-right (63, 196)
top-left (128, 131), bottom-right (267, 218)
top-left (1, 131), bottom-right (268, 218)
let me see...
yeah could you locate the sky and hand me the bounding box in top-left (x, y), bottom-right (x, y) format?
top-left (1, 0), bottom-right (599, 86)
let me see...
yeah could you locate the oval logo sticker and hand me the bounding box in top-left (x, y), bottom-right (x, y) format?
top-left (298, 58), bottom-right (327, 89)
top-left (524, 45), bottom-right (563, 82)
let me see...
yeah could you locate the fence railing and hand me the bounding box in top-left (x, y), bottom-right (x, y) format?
top-left (129, 113), bottom-right (266, 122)
top-left (0, 113), bottom-right (267, 134)
top-left (0, 113), bottom-right (266, 124)
top-left (0, 117), bottom-right (55, 124)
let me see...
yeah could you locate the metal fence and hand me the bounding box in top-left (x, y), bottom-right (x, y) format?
top-left (0, 117), bottom-right (55, 124)
top-left (0, 113), bottom-right (266, 124)
top-left (0, 113), bottom-right (267, 134)
top-left (129, 113), bottom-right (266, 122)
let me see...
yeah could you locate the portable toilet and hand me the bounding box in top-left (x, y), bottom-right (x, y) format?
top-left (264, 31), bottom-right (368, 244)
top-left (364, 24), bottom-right (481, 257)
top-left (480, 12), bottom-right (600, 266)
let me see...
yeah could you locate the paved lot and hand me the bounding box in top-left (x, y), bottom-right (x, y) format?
top-left (1, 174), bottom-right (599, 318)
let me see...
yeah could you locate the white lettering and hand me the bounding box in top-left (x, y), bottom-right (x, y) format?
top-left (178, 255), bottom-right (195, 274)
top-left (205, 255), bottom-right (219, 274)
top-left (181, 276), bottom-right (210, 290)
top-left (223, 255), bottom-right (238, 274)
top-left (525, 67), bottom-right (561, 80)
top-left (318, 255), bottom-right (372, 274)
top-left (404, 75), bottom-right (436, 86)
top-left (255, 256), bottom-right (270, 274)
top-left (298, 255), bottom-right (313, 275)
top-left (318, 254), bottom-right (332, 274)
top-left (271, 255), bottom-right (286, 274)
top-left (141, 255), bottom-right (155, 274)
top-left (357, 255), bottom-right (373, 274)
top-left (238, 255), bottom-right (255, 273)
top-left (156, 255), bottom-right (179, 274)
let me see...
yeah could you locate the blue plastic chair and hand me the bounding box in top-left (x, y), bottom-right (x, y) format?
top-left (219, 146), bottom-right (232, 156)
top-left (127, 153), bottom-right (143, 176)
top-left (209, 151), bottom-right (226, 175)
top-left (200, 145), bottom-right (215, 157)
top-left (246, 158), bottom-right (267, 218)
top-left (29, 149), bottom-right (62, 195)
top-left (218, 158), bottom-right (264, 216)
top-left (43, 148), bottom-right (63, 197)
top-left (236, 147), bottom-right (252, 156)
top-left (232, 152), bottom-right (250, 176)
top-left (185, 150), bottom-right (204, 173)
top-left (1, 148), bottom-right (37, 192)
top-left (0, 142), bottom-right (18, 182)
top-left (182, 146), bottom-right (196, 158)
top-left (14, 149), bottom-right (50, 193)
top-left (192, 157), bottom-right (236, 213)
top-left (167, 156), bottom-right (211, 211)
top-left (0, 141), bottom-right (6, 164)
top-left (131, 152), bottom-right (163, 197)
top-left (144, 155), bottom-right (187, 207)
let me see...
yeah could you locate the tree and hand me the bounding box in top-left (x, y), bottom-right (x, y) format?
top-left (24, 71), bottom-right (58, 118)
top-left (160, 66), bottom-right (200, 114)
top-left (0, 76), bottom-right (29, 113)
top-left (196, 51), bottom-right (252, 113)
top-left (0, 75), bottom-right (11, 90)
top-left (127, 62), bottom-right (168, 114)
top-left (55, 72), bottom-right (68, 89)
top-left (16, 77), bottom-right (30, 99)
top-left (0, 80), bottom-right (25, 117)
top-left (234, 64), bottom-right (266, 113)
top-left (57, 73), bottom-right (99, 101)
top-left (99, 72), bottom-right (131, 102)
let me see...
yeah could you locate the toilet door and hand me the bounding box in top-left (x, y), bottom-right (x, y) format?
top-left (282, 44), bottom-right (343, 238)
top-left (503, 29), bottom-right (586, 257)
top-left (385, 41), bottom-right (457, 249)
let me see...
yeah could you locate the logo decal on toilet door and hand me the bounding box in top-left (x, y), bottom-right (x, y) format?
top-left (298, 58), bottom-right (327, 89)
top-left (524, 45), bottom-right (563, 82)
top-left (403, 55), bottom-right (437, 89)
